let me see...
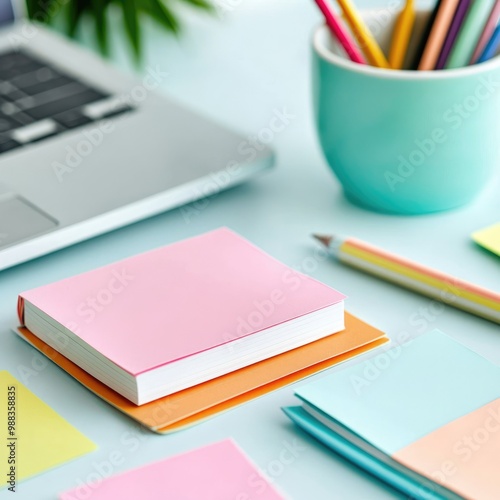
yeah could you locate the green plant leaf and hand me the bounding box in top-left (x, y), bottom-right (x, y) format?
top-left (91, 0), bottom-right (109, 55)
top-left (122, 0), bottom-right (141, 60)
top-left (27, 0), bottom-right (58, 21)
top-left (26, 0), bottom-right (213, 62)
top-left (146, 0), bottom-right (179, 34)
top-left (178, 0), bottom-right (213, 11)
top-left (24, 0), bottom-right (36, 19)
top-left (66, 0), bottom-right (86, 37)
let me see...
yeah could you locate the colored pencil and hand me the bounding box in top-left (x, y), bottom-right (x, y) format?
top-left (447, 0), bottom-right (497, 69)
top-left (412, 0), bottom-right (443, 69)
top-left (478, 23), bottom-right (500, 62)
top-left (313, 234), bottom-right (500, 324)
top-left (389, 0), bottom-right (416, 69)
top-left (313, 0), bottom-right (367, 64)
top-left (471, 0), bottom-right (500, 63)
top-left (418, 0), bottom-right (461, 70)
top-left (335, 0), bottom-right (391, 68)
top-left (435, 0), bottom-right (471, 69)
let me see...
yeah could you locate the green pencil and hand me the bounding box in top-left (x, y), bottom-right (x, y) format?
top-left (447, 0), bottom-right (496, 68)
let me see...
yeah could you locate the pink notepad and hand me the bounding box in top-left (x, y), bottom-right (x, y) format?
top-left (59, 440), bottom-right (284, 500)
top-left (18, 228), bottom-right (345, 404)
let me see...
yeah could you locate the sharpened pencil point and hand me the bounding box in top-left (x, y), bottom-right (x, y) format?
top-left (312, 234), bottom-right (333, 248)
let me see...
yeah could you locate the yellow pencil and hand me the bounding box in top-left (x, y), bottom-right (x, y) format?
top-left (389, 0), bottom-right (415, 69)
top-left (336, 0), bottom-right (391, 68)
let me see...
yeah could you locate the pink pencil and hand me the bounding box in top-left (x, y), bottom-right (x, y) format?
top-left (314, 0), bottom-right (367, 64)
top-left (471, 0), bottom-right (500, 63)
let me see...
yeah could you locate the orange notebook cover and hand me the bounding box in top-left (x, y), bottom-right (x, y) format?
top-left (15, 312), bottom-right (388, 434)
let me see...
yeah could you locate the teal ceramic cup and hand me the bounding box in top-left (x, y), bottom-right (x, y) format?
top-left (312, 10), bottom-right (500, 214)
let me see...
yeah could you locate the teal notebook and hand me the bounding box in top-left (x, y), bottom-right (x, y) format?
top-left (282, 406), bottom-right (454, 500)
top-left (283, 330), bottom-right (500, 500)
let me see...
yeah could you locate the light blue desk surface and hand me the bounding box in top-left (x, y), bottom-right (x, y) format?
top-left (1, 1), bottom-right (499, 498)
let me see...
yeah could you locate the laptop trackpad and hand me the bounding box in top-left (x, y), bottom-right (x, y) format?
top-left (0, 196), bottom-right (58, 250)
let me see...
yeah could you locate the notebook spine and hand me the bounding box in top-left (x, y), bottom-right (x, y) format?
top-left (17, 296), bottom-right (25, 325)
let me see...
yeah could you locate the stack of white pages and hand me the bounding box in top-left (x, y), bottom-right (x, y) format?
top-left (18, 228), bottom-right (346, 405)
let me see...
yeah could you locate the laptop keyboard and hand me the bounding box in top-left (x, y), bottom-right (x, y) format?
top-left (0, 50), bottom-right (133, 154)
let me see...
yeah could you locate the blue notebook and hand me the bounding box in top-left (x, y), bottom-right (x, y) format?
top-left (283, 330), bottom-right (500, 500)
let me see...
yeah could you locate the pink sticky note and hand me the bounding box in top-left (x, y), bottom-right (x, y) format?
top-left (59, 440), bottom-right (285, 500)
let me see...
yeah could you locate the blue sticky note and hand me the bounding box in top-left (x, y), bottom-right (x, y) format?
top-left (295, 330), bottom-right (500, 454)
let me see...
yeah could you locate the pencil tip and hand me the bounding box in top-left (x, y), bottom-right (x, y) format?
top-left (312, 234), bottom-right (333, 248)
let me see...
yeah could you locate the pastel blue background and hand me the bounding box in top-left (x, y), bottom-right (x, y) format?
top-left (296, 330), bottom-right (500, 454)
top-left (0, 1), bottom-right (499, 499)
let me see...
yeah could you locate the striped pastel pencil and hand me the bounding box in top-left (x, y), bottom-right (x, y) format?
top-left (471, 0), bottom-right (500, 63)
top-left (313, 0), bottom-right (367, 64)
top-left (435, 0), bottom-right (471, 69)
top-left (447, 0), bottom-right (497, 69)
top-left (335, 0), bottom-right (391, 68)
top-left (389, 0), bottom-right (416, 69)
top-left (419, 0), bottom-right (461, 70)
top-left (313, 234), bottom-right (500, 324)
top-left (477, 23), bottom-right (500, 62)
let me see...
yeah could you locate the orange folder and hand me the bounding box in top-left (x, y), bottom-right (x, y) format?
top-left (16, 312), bottom-right (388, 434)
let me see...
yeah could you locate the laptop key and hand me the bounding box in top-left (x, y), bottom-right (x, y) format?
top-left (0, 50), bottom-right (119, 147)
top-left (0, 52), bottom-right (44, 80)
top-left (16, 82), bottom-right (91, 110)
top-left (0, 116), bottom-right (22, 133)
top-left (100, 105), bottom-right (133, 119)
top-left (0, 139), bottom-right (21, 153)
top-left (9, 111), bottom-right (35, 126)
top-left (0, 101), bottom-right (20, 115)
top-left (24, 89), bottom-right (106, 120)
top-left (11, 119), bottom-right (59, 143)
top-left (53, 109), bottom-right (93, 129)
top-left (14, 75), bottom-right (75, 96)
top-left (0, 51), bottom-right (41, 68)
top-left (0, 82), bottom-right (27, 101)
top-left (8, 67), bottom-right (57, 88)
top-left (83, 97), bottom-right (133, 120)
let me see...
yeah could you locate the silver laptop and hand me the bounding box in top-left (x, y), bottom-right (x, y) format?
top-left (0, 0), bottom-right (273, 271)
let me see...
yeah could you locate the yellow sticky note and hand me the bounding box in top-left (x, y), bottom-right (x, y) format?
top-left (473, 223), bottom-right (500, 257)
top-left (0, 371), bottom-right (96, 490)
